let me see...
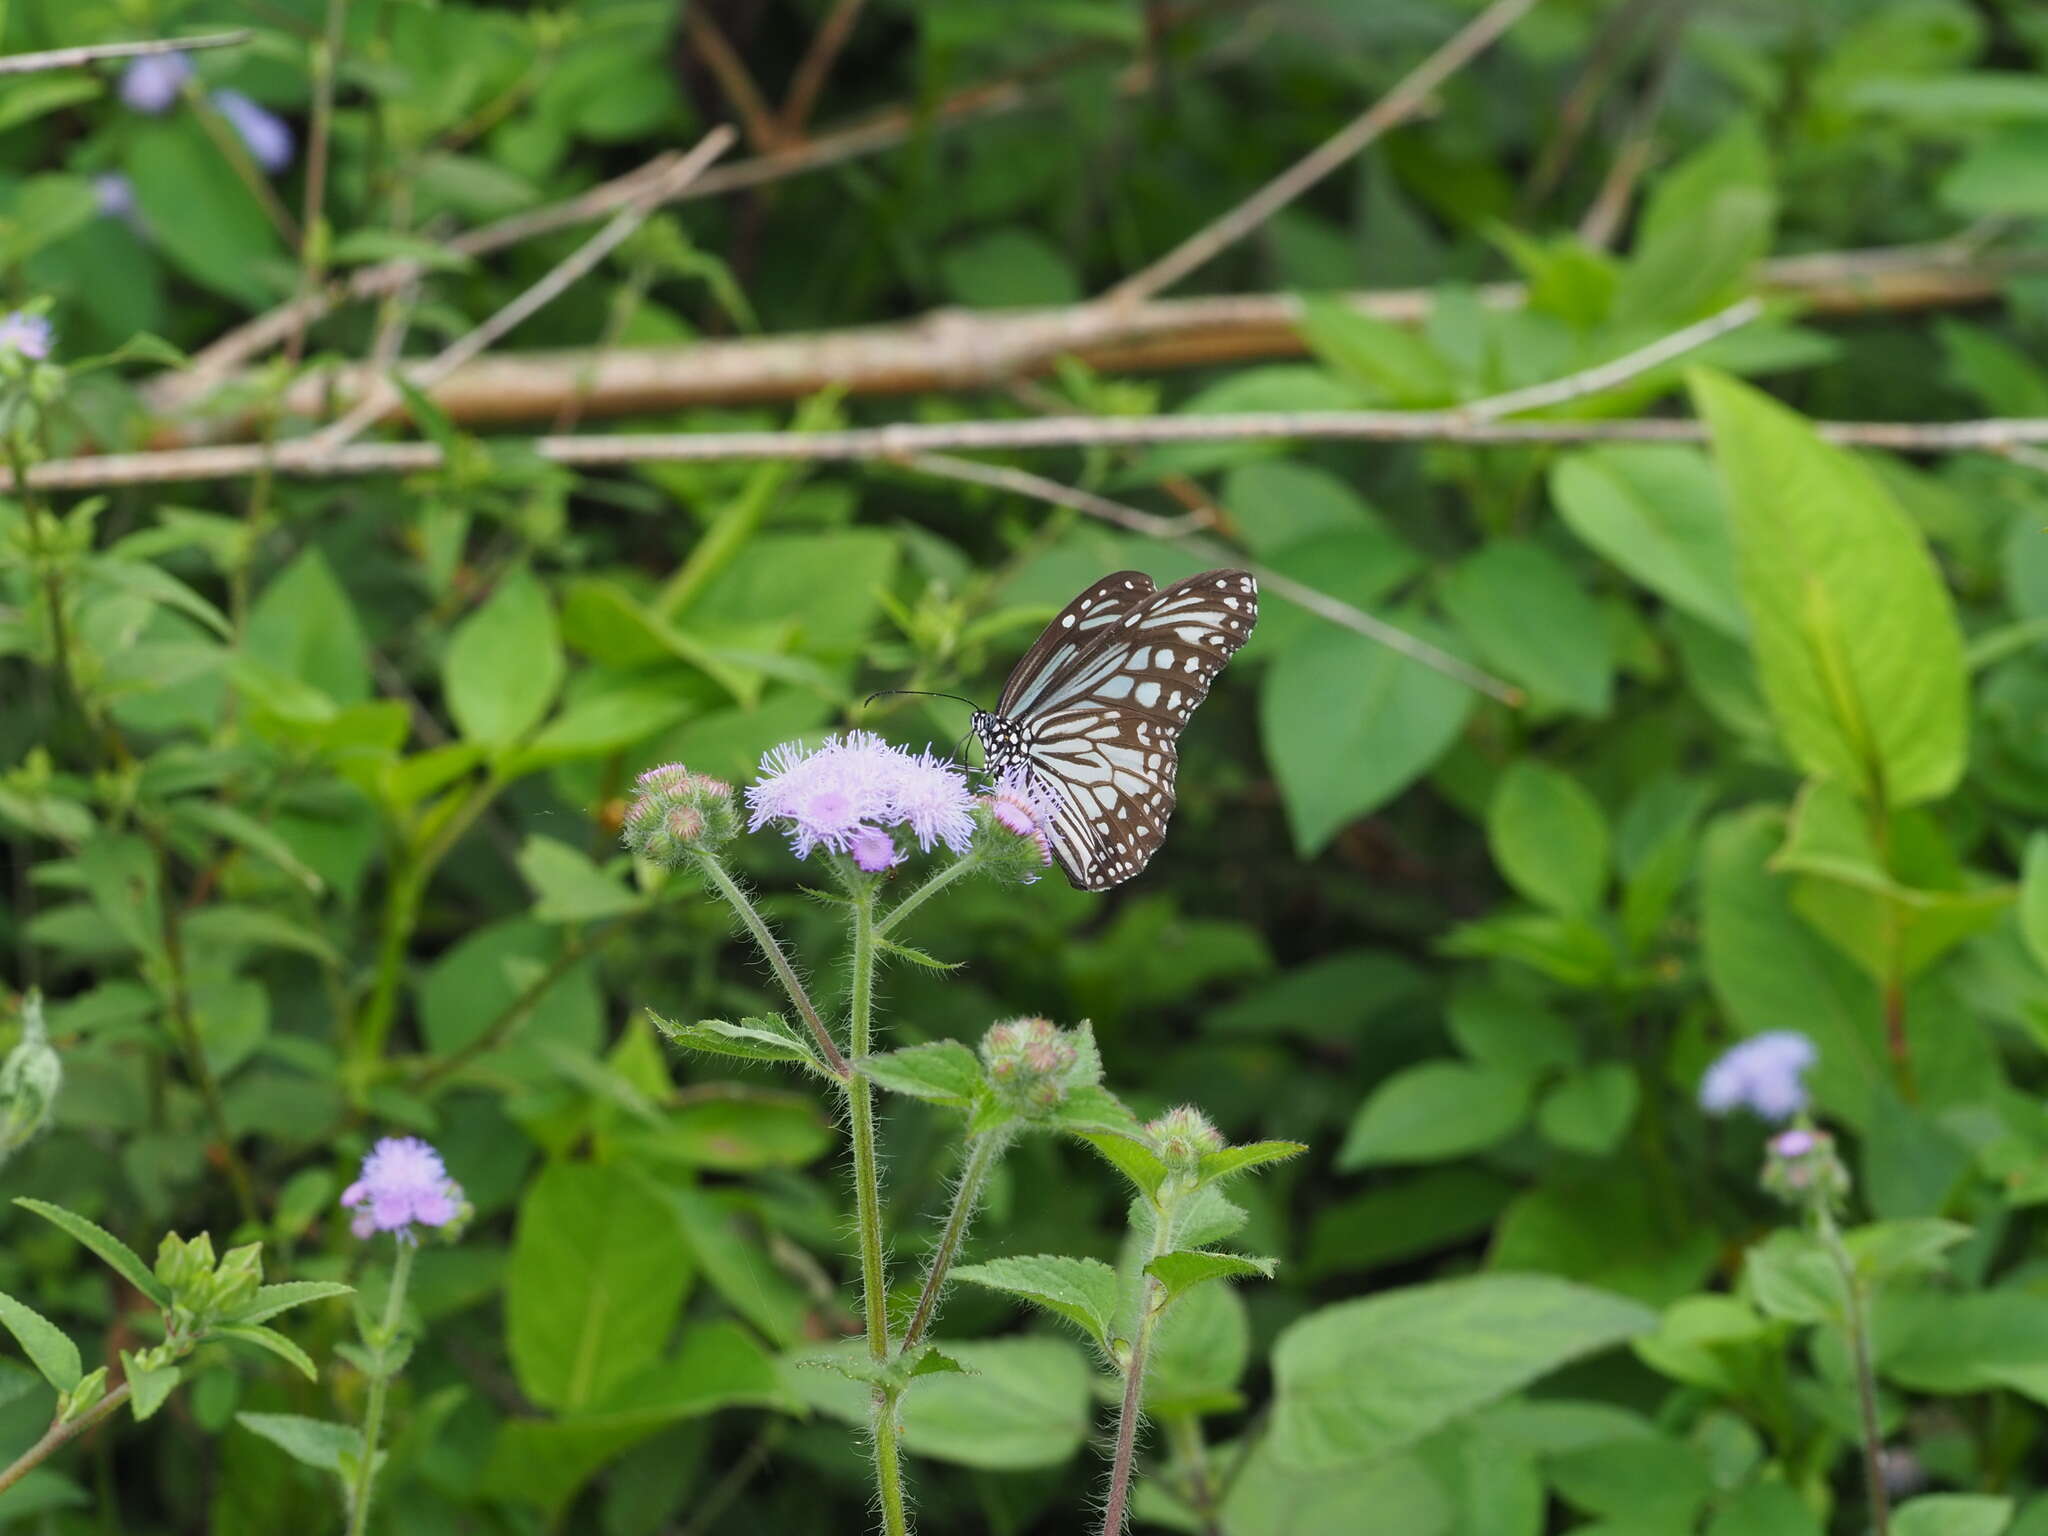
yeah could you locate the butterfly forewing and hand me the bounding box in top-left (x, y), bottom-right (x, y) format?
top-left (981, 569), bottom-right (1258, 891)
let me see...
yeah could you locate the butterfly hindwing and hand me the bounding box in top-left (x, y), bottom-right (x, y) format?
top-left (982, 569), bottom-right (1257, 891)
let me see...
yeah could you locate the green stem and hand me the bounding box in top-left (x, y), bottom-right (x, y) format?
top-left (875, 850), bottom-right (986, 940)
top-left (1168, 1415), bottom-right (1223, 1536)
top-left (1817, 1205), bottom-right (1889, 1536)
top-left (1103, 1195), bottom-right (1180, 1534)
top-left (901, 1130), bottom-right (1005, 1352)
top-left (693, 851), bottom-right (848, 1077)
top-left (0, 1382), bottom-right (132, 1498)
top-left (847, 888), bottom-right (909, 1536)
top-left (347, 1239), bottom-right (416, 1536)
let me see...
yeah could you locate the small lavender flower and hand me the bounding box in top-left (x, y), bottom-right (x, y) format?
top-left (119, 51), bottom-right (192, 114)
top-left (211, 89), bottom-right (295, 173)
top-left (977, 768), bottom-right (1054, 878)
top-left (0, 312), bottom-right (52, 362)
top-left (341, 1136), bottom-right (465, 1241)
top-left (1699, 1031), bottom-right (1817, 1122)
top-left (746, 732), bottom-right (975, 863)
top-left (1762, 1122), bottom-right (1849, 1206)
top-left (93, 172), bottom-right (143, 229)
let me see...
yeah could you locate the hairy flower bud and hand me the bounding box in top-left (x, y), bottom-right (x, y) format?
top-left (980, 1017), bottom-right (1090, 1113)
top-left (622, 762), bottom-right (738, 865)
top-left (1761, 1124), bottom-right (1850, 1208)
top-left (0, 991), bottom-right (61, 1159)
top-left (1145, 1105), bottom-right (1225, 1172)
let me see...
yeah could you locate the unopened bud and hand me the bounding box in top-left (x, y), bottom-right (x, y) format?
top-left (980, 1017), bottom-right (1085, 1113)
top-left (1145, 1106), bottom-right (1225, 1172)
top-left (1761, 1125), bottom-right (1850, 1208)
top-left (622, 763), bottom-right (737, 865)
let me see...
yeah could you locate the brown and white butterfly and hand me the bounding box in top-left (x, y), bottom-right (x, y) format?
top-left (972, 569), bottom-right (1258, 891)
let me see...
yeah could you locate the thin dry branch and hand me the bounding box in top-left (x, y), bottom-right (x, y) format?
top-left (167, 242), bottom-right (2027, 436)
top-left (304, 126), bottom-right (736, 454)
top-left (685, 7), bottom-right (786, 152)
top-left (780, 0), bottom-right (869, 139)
top-left (0, 29), bottom-right (249, 75)
top-left (1097, 0), bottom-right (1541, 307)
top-left (1465, 295), bottom-right (1761, 419)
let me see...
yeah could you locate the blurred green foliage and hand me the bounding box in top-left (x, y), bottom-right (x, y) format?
top-left (5, 0), bottom-right (2048, 1531)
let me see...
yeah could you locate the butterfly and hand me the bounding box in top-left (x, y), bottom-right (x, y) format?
top-left (973, 569), bottom-right (1259, 891)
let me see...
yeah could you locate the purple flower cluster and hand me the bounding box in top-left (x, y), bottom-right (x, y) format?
top-left (747, 732), bottom-right (975, 870)
top-left (341, 1136), bottom-right (465, 1241)
top-left (0, 313), bottom-right (52, 361)
top-left (1699, 1031), bottom-right (1816, 1123)
top-left (119, 52), bottom-right (295, 172)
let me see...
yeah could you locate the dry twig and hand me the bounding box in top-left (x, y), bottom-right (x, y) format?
top-left (0, 30), bottom-right (248, 75)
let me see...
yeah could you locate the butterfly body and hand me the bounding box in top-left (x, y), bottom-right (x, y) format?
top-left (973, 569), bottom-right (1259, 891)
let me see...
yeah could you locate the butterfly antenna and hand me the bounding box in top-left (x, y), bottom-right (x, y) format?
top-left (863, 688), bottom-right (981, 712)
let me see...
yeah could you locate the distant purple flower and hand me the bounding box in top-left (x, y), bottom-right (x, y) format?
top-left (1768, 1128), bottom-right (1816, 1159)
top-left (0, 312), bottom-right (52, 361)
top-left (341, 1136), bottom-right (464, 1241)
top-left (746, 731), bottom-right (975, 863)
top-left (94, 172), bottom-right (138, 220)
top-left (212, 89), bottom-right (294, 173)
top-left (120, 51), bottom-right (192, 114)
top-left (1700, 1032), bottom-right (1816, 1123)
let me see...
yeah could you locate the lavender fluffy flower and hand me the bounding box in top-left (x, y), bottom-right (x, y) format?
top-left (746, 731), bottom-right (975, 864)
top-left (212, 89), bottom-right (295, 173)
top-left (0, 312), bottom-right (52, 361)
top-left (1699, 1031), bottom-right (1817, 1123)
top-left (341, 1136), bottom-right (465, 1241)
top-left (120, 51), bottom-right (192, 114)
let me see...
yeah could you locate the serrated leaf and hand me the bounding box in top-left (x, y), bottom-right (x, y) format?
top-left (950, 1255), bottom-right (1122, 1350)
top-left (227, 1281), bottom-right (355, 1327)
top-left (235, 1411), bottom-right (364, 1474)
top-left (14, 1200), bottom-right (167, 1305)
top-left (217, 1323), bottom-right (319, 1382)
top-left (1073, 1130), bottom-right (1169, 1202)
top-left (1196, 1140), bottom-right (1307, 1187)
top-left (650, 1012), bottom-right (820, 1071)
top-left (0, 1288), bottom-right (81, 1391)
top-left (860, 1041), bottom-right (983, 1104)
top-left (876, 938), bottom-right (963, 972)
top-left (907, 1346), bottom-right (971, 1380)
top-left (119, 1351), bottom-right (179, 1422)
top-left (1146, 1249), bottom-right (1278, 1307)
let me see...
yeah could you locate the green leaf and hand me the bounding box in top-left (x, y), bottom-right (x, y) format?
top-left (1261, 608), bottom-right (1474, 854)
top-left (1440, 541), bottom-right (1611, 716)
top-left (235, 1411), bottom-right (363, 1474)
top-left (444, 566), bottom-right (565, 746)
top-left (651, 1012), bottom-right (819, 1071)
top-left (1297, 295), bottom-right (1456, 406)
top-left (859, 1041), bottom-right (983, 1104)
top-left (1487, 761), bottom-right (1610, 917)
top-left (0, 76), bottom-right (101, 134)
top-left (632, 1092), bottom-right (832, 1171)
top-left (216, 1323), bottom-right (320, 1383)
top-left (1614, 119), bottom-right (1775, 326)
top-left (951, 1254), bottom-right (1122, 1349)
top-left (94, 559), bottom-right (231, 639)
top-left (516, 836), bottom-right (641, 923)
top-left (505, 1162), bottom-right (692, 1412)
top-left (1941, 123), bottom-right (2048, 216)
top-left (13, 1200), bottom-right (167, 1306)
top-left (1073, 1129), bottom-right (1169, 1202)
top-left (1692, 370), bottom-right (1967, 808)
top-left (1338, 1062), bottom-right (1530, 1169)
top-left (165, 800), bottom-right (324, 893)
top-left (939, 226), bottom-right (1079, 306)
top-left (181, 905), bottom-right (341, 966)
top-left (1196, 1140), bottom-right (1307, 1186)
top-left (1741, 1230), bottom-right (1844, 1326)
top-left (1536, 1064), bottom-right (1638, 1157)
top-left (1550, 445), bottom-right (1748, 637)
top-left (119, 1351), bottom-right (180, 1422)
top-left (1146, 1249), bottom-right (1277, 1307)
top-left (243, 547), bottom-right (370, 708)
top-left (1893, 1495), bottom-right (2014, 1536)
top-left (226, 1281), bottom-right (356, 1327)
top-left (2020, 832), bottom-right (2048, 974)
top-left (1846, 1218), bottom-right (1969, 1285)
top-left (124, 119), bottom-right (284, 305)
top-left (0, 1288), bottom-right (81, 1392)
top-left (1267, 1274), bottom-right (1655, 1470)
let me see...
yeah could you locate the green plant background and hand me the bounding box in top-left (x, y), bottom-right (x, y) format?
top-left (6, 0), bottom-right (2048, 1532)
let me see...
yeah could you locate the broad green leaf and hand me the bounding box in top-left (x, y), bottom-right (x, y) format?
top-left (217, 1324), bottom-right (319, 1382)
top-left (1706, 1482), bottom-right (1824, 1536)
top-left (181, 905), bottom-right (341, 966)
top-left (1146, 1277), bottom-right (1251, 1416)
top-left (951, 1254), bottom-right (1122, 1347)
top-left (119, 1352), bottom-right (179, 1421)
top-left (859, 1041), bottom-right (984, 1104)
top-left (1852, 73), bottom-right (2048, 124)
top-left (0, 1288), bottom-right (81, 1392)
top-left (1487, 761), bottom-right (1610, 917)
top-left (1338, 1062), bottom-right (1530, 1169)
top-left (235, 1411), bottom-right (362, 1474)
top-left (939, 226), bottom-right (1078, 306)
top-left (244, 547), bottom-right (370, 707)
top-left (1440, 541), bottom-right (1611, 716)
top-left (1741, 1230), bottom-right (1844, 1326)
top-left (444, 566), bottom-right (565, 746)
top-left (1847, 1218), bottom-right (1969, 1285)
top-left (124, 120), bottom-right (284, 305)
top-left (1261, 608), bottom-right (1473, 854)
top-left (1298, 295), bottom-right (1456, 406)
top-left (166, 800), bottom-right (324, 893)
top-left (1195, 1140), bottom-right (1307, 1186)
top-left (227, 1281), bottom-right (356, 1327)
top-left (1940, 124), bottom-right (2048, 215)
top-left (1884, 1290), bottom-right (2048, 1404)
top-left (1893, 1495), bottom-right (2015, 1536)
top-left (1268, 1274), bottom-right (1655, 1469)
top-left (516, 836), bottom-right (641, 923)
top-left (1220, 1442), bottom-right (1453, 1536)
top-left (14, 1200), bottom-right (167, 1305)
top-left (1550, 445), bottom-right (1748, 637)
top-left (421, 918), bottom-right (601, 1062)
top-left (1615, 119), bottom-right (1775, 326)
top-left (651, 1012), bottom-right (819, 1070)
top-left (1447, 984), bottom-right (1579, 1081)
top-left (505, 1162), bottom-right (692, 1412)
top-left (1693, 370), bottom-right (1967, 808)
top-left (1074, 1129), bottom-right (1170, 1202)
top-left (1537, 1063), bottom-right (1638, 1157)
top-left (631, 1092), bottom-right (832, 1171)
top-left (785, 1336), bottom-right (1092, 1470)
top-left (669, 1189), bottom-right (809, 1348)
top-left (1222, 462), bottom-right (1379, 556)
top-left (1146, 1249), bottom-right (1277, 1307)
top-left (1549, 1432), bottom-right (1711, 1530)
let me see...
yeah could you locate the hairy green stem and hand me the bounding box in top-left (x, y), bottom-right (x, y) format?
top-left (347, 1239), bottom-right (416, 1536)
top-left (901, 1130), bottom-right (1005, 1352)
top-left (846, 889), bottom-right (909, 1536)
top-left (1817, 1205), bottom-right (1889, 1536)
top-left (1103, 1197), bottom-right (1180, 1534)
top-left (0, 1382), bottom-right (132, 1497)
top-left (694, 852), bottom-right (848, 1077)
top-left (875, 850), bottom-right (985, 940)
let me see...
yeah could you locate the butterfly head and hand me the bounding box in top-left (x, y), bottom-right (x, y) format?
top-left (970, 710), bottom-right (1026, 775)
